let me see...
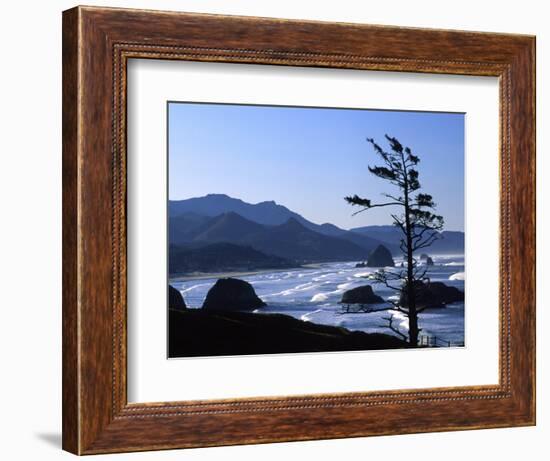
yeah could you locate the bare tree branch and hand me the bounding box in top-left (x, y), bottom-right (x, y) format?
top-left (337, 305), bottom-right (392, 315)
top-left (379, 315), bottom-right (408, 341)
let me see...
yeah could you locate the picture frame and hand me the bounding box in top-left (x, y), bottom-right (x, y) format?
top-left (62, 5), bottom-right (535, 455)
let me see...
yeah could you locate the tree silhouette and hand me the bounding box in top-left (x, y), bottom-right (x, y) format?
top-left (345, 135), bottom-right (444, 346)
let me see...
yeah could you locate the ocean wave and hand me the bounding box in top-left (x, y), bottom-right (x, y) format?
top-left (301, 309), bottom-right (324, 322)
top-left (353, 271), bottom-right (372, 278)
top-left (337, 282), bottom-right (353, 290)
top-left (180, 283), bottom-right (210, 294)
top-left (312, 274), bottom-right (334, 282)
top-left (265, 282), bottom-right (320, 298)
top-left (392, 311), bottom-right (410, 330)
top-left (449, 272), bottom-right (465, 281)
top-left (310, 282), bottom-right (355, 302)
top-left (295, 282), bottom-right (316, 290)
top-left (444, 262), bottom-right (464, 267)
top-left (310, 293), bottom-right (329, 302)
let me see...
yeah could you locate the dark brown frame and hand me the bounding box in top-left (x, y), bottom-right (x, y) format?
top-left (62, 5), bottom-right (536, 455)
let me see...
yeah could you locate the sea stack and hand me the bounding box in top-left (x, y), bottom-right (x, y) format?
top-left (367, 244), bottom-right (395, 267)
top-left (399, 281), bottom-right (464, 309)
top-left (420, 253), bottom-right (434, 266)
top-left (202, 278), bottom-right (266, 311)
top-left (340, 285), bottom-right (384, 305)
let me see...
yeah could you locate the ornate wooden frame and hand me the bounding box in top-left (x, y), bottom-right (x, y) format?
top-left (62, 5), bottom-right (536, 455)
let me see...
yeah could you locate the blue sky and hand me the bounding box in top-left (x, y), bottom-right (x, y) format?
top-left (168, 102), bottom-right (464, 231)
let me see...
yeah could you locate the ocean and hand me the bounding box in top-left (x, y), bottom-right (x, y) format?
top-left (170, 254), bottom-right (465, 347)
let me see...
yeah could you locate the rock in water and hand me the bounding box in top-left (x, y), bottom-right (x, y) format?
top-left (367, 245), bottom-right (394, 267)
top-left (419, 253), bottom-right (434, 266)
top-left (340, 285), bottom-right (384, 304)
top-left (202, 278), bottom-right (266, 311)
top-left (355, 262), bottom-right (367, 268)
top-left (169, 285), bottom-right (187, 310)
top-left (399, 281), bottom-right (464, 309)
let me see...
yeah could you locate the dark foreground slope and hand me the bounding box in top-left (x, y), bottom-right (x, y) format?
top-left (168, 309), bottom-right (407, 357)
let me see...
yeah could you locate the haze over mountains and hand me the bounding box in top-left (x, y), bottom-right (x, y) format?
top-left (169, 194), bottom-right (464, 275)
top-left (350, 225), bottom-right (465, 255)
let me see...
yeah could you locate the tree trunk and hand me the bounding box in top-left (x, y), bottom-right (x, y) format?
top-left (408, 300), bottom-right (419, 346)
top-left (403, 167), bottom-right (418, 347)
top-left (405, 228), bottom-right (419, 347)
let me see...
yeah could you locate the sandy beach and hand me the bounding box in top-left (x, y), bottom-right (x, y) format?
top-left (169, 263), bottom-right (323, 282)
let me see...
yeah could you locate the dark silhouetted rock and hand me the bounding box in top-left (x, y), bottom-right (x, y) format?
top-left (355, 262), bottom-right (367, 268)
top-left (202, 278), bottom-right (266, 311)
top-left (168, 309), bottom-right (407, 357)
top-left (367, 245), bottom-right (394, 267)
top-left (340, 285), bottom-right (384, 304)
top-left (419, 253), bottom-right (434, 266)
top-left (169, 285), bottom-right (187, 310)
top-left (399, 281), bottom-right (464, 309)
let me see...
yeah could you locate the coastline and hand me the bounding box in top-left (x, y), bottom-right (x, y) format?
top-left (169, 263), bottom-right (323, 282)
top-left (170, 256), bottom-right (465, 345)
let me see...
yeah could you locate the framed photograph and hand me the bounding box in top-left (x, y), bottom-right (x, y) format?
top-left (166, 102), bottom-right (465, 358)
top-left (62, 6), bottom-right (535, 455)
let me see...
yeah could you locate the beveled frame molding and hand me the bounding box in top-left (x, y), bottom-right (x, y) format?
top-left (62, 6), bottom-right (535, 455)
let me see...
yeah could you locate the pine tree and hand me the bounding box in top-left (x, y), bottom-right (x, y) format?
top-left (345, 135), bottom-right (444, 346)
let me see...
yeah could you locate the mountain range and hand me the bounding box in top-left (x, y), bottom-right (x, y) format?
top-left (350, 225), bottom-right (465, 254)
top-left (168, 194), bottom-right (464, 275)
